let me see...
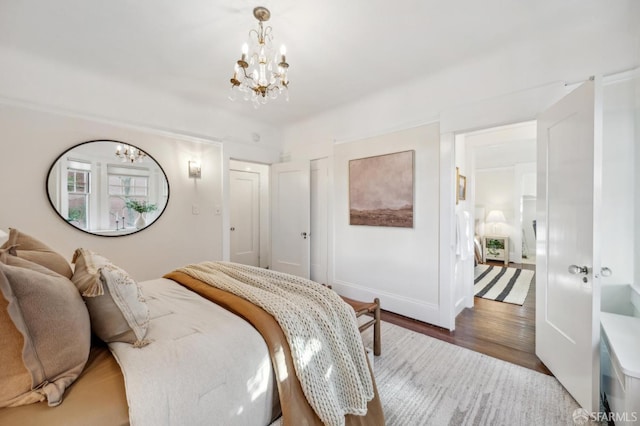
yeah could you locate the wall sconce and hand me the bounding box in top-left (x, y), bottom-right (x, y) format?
top-left (188, 161), bottom-right (201, 178)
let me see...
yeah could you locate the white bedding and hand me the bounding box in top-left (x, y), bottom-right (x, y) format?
top-left (109, 278), bottom-right (279, 426)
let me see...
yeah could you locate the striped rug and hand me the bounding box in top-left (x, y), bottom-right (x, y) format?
top-left (474, 265), bottom-right (534, 305)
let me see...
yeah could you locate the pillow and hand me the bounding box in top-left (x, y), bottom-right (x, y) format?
top-left (0, 229), bottom-right (8, 246)
top-left (0, 228), bottom-right (73, 278)
top-left (71, 248), bottom-right (150, 346)
top-left (0, 254), bottom-right (91, 407)
top-left (0, 285), bottom-right (33, 407)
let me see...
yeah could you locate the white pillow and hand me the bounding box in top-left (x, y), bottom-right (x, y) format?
top-left (0, 229), bottom-right (8, 247)
top-left (71, 248), bottom-right (150, 347)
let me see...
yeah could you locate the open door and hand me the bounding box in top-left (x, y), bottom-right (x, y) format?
top-left (536, 78), bottom-right (602, 412)
top-left (271, 161), bottom-right (310, 278)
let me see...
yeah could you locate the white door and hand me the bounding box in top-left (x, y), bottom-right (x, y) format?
top-left (536, 79), bottom-right (602, 412)
top-left (230, 170), bottom-right (260, 266)
top-left (310, 158), bottom-right (329, 284)
top-left (271, 161), bottom-right (310, 278)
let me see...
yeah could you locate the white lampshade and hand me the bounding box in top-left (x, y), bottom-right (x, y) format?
top-left (486, 210), bottom-right (506, 223)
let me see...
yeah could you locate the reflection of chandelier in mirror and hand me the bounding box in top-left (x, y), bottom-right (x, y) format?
top-left (115, 145), bottom-right (146, 163)
top-left (229, 6), bottom-right (289, 108)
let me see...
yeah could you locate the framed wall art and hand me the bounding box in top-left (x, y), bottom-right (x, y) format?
top-left (456, 167), bottom-right (467, 203)
top-left (349, 150), bottom-right (414, 228)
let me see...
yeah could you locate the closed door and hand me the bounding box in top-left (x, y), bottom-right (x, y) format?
top-left (271, 161), bottom-right (310, 278)
top-left (536, 78), bottom-right (602, 412)
top-left (230, 170), bottom-right (260, 267)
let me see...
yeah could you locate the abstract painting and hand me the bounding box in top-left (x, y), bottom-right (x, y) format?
top-left (349, 150), bottom-right (414, 228)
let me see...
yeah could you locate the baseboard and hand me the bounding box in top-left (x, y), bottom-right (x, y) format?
top-left (331, 279), bottom-right (444, 327)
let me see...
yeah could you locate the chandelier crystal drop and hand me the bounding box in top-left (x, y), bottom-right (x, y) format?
top-left (115, 145), bottom-right (146, 163)
top-left (229, 6), bottom-right (289, 108)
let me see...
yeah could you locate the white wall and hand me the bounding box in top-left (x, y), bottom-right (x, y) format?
top-left (332, 124), bottom-right (442, 324)
top-left (601, 76), bottom-right (637, 286)
top-left (0, 103), bottom-right (274, 281)
top-left (476, 167), bottom-right (515, 234)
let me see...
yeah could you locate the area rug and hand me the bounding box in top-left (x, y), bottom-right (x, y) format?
top-left (474, 264), bottom-right (534, 305)
top-left (361, 321), bottom-right (591, 426)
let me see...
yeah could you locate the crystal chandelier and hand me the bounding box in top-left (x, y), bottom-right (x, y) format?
top-left (115, 145), bottom-right (146, 163)
top-left (229, 7), bottom-right (289, 107)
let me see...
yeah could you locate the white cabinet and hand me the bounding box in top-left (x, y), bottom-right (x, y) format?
top-left (600, 312), bottom-right (640, 423)
top-left (482, 235), bottom-right (509, 266)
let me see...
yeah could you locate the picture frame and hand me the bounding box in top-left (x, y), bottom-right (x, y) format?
top-left (456, 168), bottom-right (466, 203)
top-left (349, 150), bottom-right (414, 228)
top-left (456, 167), bottom-right (459, 205)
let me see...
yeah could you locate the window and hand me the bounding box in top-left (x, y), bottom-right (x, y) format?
top-left (108, 174), bottom-right (149, 229)
top-left (67, 167), bottom-right (90, 230)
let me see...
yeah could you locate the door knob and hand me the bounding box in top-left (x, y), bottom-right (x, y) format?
top-left (301, 232), bottom-right (308, 239)
top-left (568, 265), bottom-right (589, 275)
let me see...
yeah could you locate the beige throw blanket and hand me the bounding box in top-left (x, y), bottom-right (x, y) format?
top-left (177, 262), bottom-right (374, 426)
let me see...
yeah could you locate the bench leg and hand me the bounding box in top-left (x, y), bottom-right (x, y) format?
top-left (373, 298), bottom-right (381, 356)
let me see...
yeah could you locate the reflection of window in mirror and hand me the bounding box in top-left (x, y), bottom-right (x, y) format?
top-left (66, 160), bottom-right (91, 230)
top-left (108, 173), bottom-right (151, 229)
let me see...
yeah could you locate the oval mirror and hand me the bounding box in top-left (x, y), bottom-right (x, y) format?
top-left (46, 140), bottom-right (169, 236)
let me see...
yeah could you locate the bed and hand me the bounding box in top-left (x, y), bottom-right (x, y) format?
top-left (0, 229), bottom-right (384, 426)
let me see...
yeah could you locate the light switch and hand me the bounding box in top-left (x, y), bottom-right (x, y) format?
top-left (192, 204), bottom-right (200, 215)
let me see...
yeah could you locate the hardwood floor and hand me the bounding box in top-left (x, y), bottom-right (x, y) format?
top-left (381, 260), bottom-right (552, 375)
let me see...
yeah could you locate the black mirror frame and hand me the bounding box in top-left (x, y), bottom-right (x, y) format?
top-left (46, 139), bottom-right (170, 237)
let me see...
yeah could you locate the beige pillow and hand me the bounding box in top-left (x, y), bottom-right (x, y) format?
top-left (0, 289), bottom-right (33, 407)
top-left (0, 257), bottom-right (91, 407)
top-left (71, 248), bottom-right (150, 346)
top-left (0, 228), bottom-right (73, 278)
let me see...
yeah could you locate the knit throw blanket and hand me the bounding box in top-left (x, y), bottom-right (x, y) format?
top-left (176, 261), bottom-right (374, 426)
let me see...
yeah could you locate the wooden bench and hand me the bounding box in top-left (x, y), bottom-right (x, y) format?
top-left (339, 296), bottom-right (381, 356)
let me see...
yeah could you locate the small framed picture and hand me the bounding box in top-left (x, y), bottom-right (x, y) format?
top-left (456, 168), bottom-right (467, 203)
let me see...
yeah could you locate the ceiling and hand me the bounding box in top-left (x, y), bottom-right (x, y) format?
top-left (0, 0), bottom-right (638, 127)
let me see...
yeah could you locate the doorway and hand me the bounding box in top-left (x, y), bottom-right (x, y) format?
top-left (229, 160), bottom-right (270, 268)
top-left (455, 121), bottom-right (542, 371)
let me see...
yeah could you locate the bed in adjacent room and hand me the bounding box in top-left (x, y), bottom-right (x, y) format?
top-left (0, 229), bottom-right (384, 426)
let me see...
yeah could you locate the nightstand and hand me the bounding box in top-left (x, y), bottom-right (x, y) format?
top-left (483, 235), bottom-right (509, 266)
